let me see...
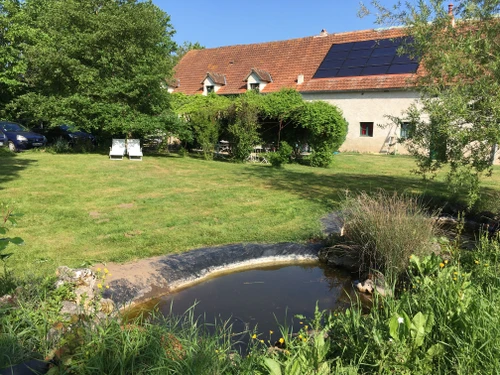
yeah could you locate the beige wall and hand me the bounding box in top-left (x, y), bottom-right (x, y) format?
top-left (301, 90), bottom-right (421, 154)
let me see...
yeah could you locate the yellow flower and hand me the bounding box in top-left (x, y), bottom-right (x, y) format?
top-left (97, 283), bottom-right (103, 289)
top-left (299, 321), bottom-right (303, 325)
top-left (106, 285), bottom-right (110, 289)
top-left (439, 262), bottom-right (445, 268)
top-left (485, 264), bottom-right (489, 267)
top-left (96, 268), bottom-right (101, 272)
top-left (104, 268), bottom-right (109, 274)
top-left (279, 338), bottom-right (285, 344)
top-left (304, 325), bottom-right (308, 330)
top-left (454, 271), bottom-right (458, 275)
top-left (409, 255), bottom-right (413, 259)
top-left (260, 340), bottom-right (264, 343)
top-left (269, 330), bottom-right (274, 335)
top-left (453, 278), bottom-right (457, 281)
top-left (302, 338), bottom-right (307, 342)
top-left (444, 260), bottom-right (449, 264)
top-left (252, 334), bottom-right (257, 339)
top-left (474, 260), bottom-right (480, 264)
top-left (215, 349), bottom-right (219, 353)
top-left (298, 334), bottom-right (303, 339)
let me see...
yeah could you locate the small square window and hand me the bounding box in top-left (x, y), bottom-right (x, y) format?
top-left (206, 85), bottom-right (215, 93)
top-left (400, 122), bottom-right (410, 139)
top-left (360, 122), bottom-right (374, 137)
top-left (250, 83), bottom-right (260, 91)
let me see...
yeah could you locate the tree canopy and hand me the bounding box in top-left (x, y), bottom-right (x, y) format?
top-left (361, 0), bottom-right (500, 206)
top-left (1, 0), bottom-right (181, 138)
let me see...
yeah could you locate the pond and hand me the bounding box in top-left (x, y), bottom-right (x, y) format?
top-left (150, 262), bottom-right (355, 349)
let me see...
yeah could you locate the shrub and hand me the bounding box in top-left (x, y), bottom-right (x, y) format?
top-left (340, 191), bottom-right (438, 281)
top-left (268, 141), bottom-right (293, 168)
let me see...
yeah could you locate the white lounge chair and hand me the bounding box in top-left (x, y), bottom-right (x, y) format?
top-left (109, 139), bottom-right (126, 160)
top-left (127, 139), bottom-right (143, 161)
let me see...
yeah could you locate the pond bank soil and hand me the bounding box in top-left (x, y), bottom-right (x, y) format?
top-left (96, 242), bottom-right (325, 308)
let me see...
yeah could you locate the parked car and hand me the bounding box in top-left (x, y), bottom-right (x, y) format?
top-left (41, 124), bottom-right (97, 147)
top-left (0, 121), bottom-right (47, 152)
top-left (0, 129), bottom-right (7, 148)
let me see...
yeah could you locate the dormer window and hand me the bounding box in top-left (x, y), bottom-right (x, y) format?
top-left (244, 68), bottom-right (272, 92)
top-left (201, 72), bottom-right (226, 95)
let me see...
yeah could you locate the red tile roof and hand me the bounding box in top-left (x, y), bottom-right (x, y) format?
top-left (172, 27), bottom-right (420, 95)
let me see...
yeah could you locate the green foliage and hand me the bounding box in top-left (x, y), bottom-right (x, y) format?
top-left (226, 92), bottom-right (261, 162)
top-left (268, 141), bottom-right (293, 168)
top-left (0, 0), bottom-right (27, 114)
top-left (172, 41), bottom-right (205, 65)
top-left (362, 0), bottom-right (500, 207)
top-left (340, 191), bottom-right (438, 281)
top-left (0, 203), bottom-right (23, 295)
top-left (171, 93), bottom-right (230, 159)
top-left (298, 101), bottom-right (347, 168)
top-left (2, 0), bottom-right (180, 139)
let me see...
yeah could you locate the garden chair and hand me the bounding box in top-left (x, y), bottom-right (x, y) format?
top-left (127, 139), bottom-right (143, 161)
top-left (109, 139), bottom-right (126, 160)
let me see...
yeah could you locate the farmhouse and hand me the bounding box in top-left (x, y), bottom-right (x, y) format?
top-left (171, 26), bottom-right (421, 155)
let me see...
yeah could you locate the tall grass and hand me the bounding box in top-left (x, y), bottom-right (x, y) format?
top-left (341, 191), bottom-right (439, 280)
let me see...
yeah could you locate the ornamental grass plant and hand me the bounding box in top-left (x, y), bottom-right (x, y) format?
top-left (341, 191), bottom-right (439, 281)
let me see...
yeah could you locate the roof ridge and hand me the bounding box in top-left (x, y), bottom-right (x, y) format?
top-left (198, 27), bottom-right (406, 51)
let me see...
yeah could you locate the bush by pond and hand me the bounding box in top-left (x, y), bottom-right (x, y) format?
top-left (339, 191), bottom-right (439, 282)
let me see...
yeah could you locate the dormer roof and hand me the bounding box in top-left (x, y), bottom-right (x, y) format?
top-left (244, 68), bottom-right (273, 83)
top-left (201, 72), bottom-right (226, 85)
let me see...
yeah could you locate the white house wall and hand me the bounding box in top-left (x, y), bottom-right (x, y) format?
top-left (301, 90), bottom-right (420, 154)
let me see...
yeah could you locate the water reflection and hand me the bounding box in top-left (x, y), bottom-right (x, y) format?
top-left (154, 263), bottom-right (354, 349)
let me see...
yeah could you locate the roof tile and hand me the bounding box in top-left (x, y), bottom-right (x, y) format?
top-left (173, 28), bottom-right (420, 95)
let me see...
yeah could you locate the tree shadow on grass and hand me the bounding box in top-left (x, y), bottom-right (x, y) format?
top-left (0, 151), bottom-right (38, 190)
top-left (237, 165), bottom-right (497, 214)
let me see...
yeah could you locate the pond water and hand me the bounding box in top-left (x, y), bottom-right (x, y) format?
top-left (152, 262), bottom-right (354, 348)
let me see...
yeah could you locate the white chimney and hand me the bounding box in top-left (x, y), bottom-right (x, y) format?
top-left (297, 74), bottom-right (304, 84)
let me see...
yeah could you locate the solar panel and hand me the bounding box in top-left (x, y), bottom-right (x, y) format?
top-left (313, 37), bottom-right (418, 79)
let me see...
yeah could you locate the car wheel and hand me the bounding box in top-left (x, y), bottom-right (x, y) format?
top-left (8, 141), bottom-right (18, 153)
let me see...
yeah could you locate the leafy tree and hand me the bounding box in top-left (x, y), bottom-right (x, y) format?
top-left (260, 88), bottom-right (304, 148)
top-left (172, 41), bottom-right (204, 65)
top-left (0, 0), bottom-right (27, 114)
top-left (361, 0), bottom-right (500, 206)
top-left (5, 0), bottom-right (179, 139)
top-left (171, 93), bottom-right (230, 159)
top-left (298, 101), bottom-right (347, 167)
top-left (226, 91), bottom-right (261, 162)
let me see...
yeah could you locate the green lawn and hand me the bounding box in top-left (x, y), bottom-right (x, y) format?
top-left (1, 150), bottom-right (499, 277)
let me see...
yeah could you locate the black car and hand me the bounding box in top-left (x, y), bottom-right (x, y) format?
top-left (0, 121), bottom-right (47, 152)
top-left (42, 125), bottom-right (97, 146)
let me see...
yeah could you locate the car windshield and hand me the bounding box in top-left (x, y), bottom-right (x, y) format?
top-left (0, 122), bottom-right (26, 132)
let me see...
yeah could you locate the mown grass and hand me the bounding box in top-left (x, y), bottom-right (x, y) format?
top-left (1, 149), bottom-right (500, 277)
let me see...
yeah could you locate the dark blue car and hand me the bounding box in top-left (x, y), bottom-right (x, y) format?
top-left (0, 121), bottom-right (47, 152)
top-left (0, 129), bottom-right (7, 148)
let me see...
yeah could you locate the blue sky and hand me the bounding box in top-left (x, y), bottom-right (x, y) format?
top-left (153, 0), bottom-right (402, 49)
